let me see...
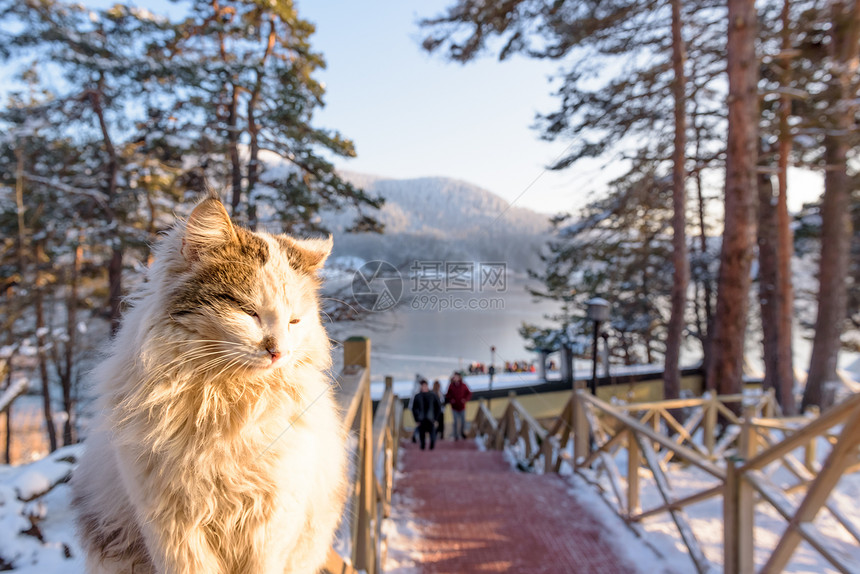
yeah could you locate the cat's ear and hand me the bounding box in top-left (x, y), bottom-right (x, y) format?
top-left (278, 235), bottom-right (333, 273)
top-left (182, 198), bottom-right (238, 262)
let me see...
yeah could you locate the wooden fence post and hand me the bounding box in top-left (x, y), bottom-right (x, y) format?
top-left (354, 378), bottom-right (376, 574)
top-left (724, 407), bottom-right (756, 574)
top-left (763, 388), bottom-right (776, 418)
top-left (343, 337), bottom-right (375, 574)
top-left (704, 393), bottom-right (717, 456)
top-left (627, 428), bottom-right (640, 517)
top-left (343, 336), bottom-right (371, 371)
top-left (543, 436), bottom-right (554, 474)
top-left (805, 405), bottom-right (819, 472)
top-left (573, 383), bottom-right (589, 468)
top-left (724, 457), bottom-right (740, 574)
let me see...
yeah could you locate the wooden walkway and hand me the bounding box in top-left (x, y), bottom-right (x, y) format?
top-left (390, 438), bottom-right (648, 573)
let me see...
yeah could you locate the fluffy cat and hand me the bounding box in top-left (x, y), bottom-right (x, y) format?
top-left (72, 196), bottom-right (347, 574)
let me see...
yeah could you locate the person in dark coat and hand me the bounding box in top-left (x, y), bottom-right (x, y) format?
top-left (445, 372), bottom-right (472, 440)
top-left (432, 380), bottom-right (445, 440)
top-left (412, 379), bottom-right (442, 450)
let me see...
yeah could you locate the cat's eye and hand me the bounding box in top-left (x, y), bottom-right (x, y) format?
top-left (216, 293), bottom-right (257, 317)
top-left (289, 318), bottom-right (300, 325)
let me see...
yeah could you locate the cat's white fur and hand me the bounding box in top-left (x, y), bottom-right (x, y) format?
top-left (72, 198), bottom-right (346, 574)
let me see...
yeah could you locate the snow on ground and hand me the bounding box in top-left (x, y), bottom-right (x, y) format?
top-left (563, 473), bottom-right (684, 574)
top-left (0, 445), bottom-right (84, 572)
top-left (566, 432), bottom-right (860, 573)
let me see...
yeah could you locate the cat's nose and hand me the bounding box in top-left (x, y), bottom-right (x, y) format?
top-left (261, 336), bottom-right (280, 362)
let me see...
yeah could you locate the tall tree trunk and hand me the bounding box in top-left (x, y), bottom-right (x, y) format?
top-left (61, 237), bottom-right (82, 446)
top-left (15, 147), bottom-right (26, 276)
top-left (775, 0), bottom-right (797, 414)
top-left (228, 83), bottom-right (243, 217)
top-left (664, 0), bottom-right (689, 401)
top-left (705, 0), bottom-right (759, 400)
top-left (210, 0), bottom-right (243, 218)
top-left (247, 90), bottom-right (261, 231)
top-left (758, 156), bottom-right (781, 398)
top-left (803, 0), bottom-right (859, 410)
top-left (34, 241), bottom-right (57, 453)
top-left (246, 20), bottom-right (275, 231)
top-left (3, 350), bottom-right (13, 464)
top-left (89, 78), bottom-right (123, 334)
top-left (692, 112), bottom-right (714, 375)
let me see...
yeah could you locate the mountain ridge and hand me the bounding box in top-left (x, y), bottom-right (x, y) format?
top-left (326, 172), bottom-right (552, 272)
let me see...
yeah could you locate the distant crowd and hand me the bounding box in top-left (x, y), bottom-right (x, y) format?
top-left (466, 362), bottom-right (488, 374)
top-left (466, 359), bottom-right (557, 375)
top-left (503, 360), bottom-right (536, 373)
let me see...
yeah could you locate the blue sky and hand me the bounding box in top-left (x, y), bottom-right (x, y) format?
top-left (297, 0), bottom-right (604, 215)
top-left (88, 0), bottom-right (605, 215)
top-left (29, 0), bottom-right (825, 215)
top-left (298, 1), bottom-right (823, 215)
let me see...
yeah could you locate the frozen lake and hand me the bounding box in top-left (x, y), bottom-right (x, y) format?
top-left (326, 274), bottom-right (563, 386)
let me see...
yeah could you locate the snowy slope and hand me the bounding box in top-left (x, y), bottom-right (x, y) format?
top-left (331, 172), bottom-right (551, 238)
top-left (324, 172), bottom-right (552, 271)
top-left (0, 445), bottom-right (84, 572)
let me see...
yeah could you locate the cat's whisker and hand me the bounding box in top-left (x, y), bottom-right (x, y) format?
top-left (195, 352), bottom-right (248, 376)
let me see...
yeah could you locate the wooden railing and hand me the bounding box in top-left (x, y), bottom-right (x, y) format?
top-left (472, 391), bottom-right (555, 473)
top-left (472, 383), bottom-right (860, 574)
top-left (325, 336), bottom-right (401, 574)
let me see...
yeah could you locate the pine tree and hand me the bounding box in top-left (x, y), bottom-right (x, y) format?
top-left (705, 0), bottom-right (759, 399)
top-left (0, 0), bottom-right (174, 332)
top-left (802, 0), bottom-right (860, 410)
top-left (524, 155), bottom-right (676, 366)
top-left (423, 0), bottom-right (727, 391)
top-left (157, 0), bottom-right (383, 233)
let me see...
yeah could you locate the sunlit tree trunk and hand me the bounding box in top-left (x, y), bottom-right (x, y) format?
top-left (664, 0), bottom-right (689, 401)
top-left (89, 78), bottom-right (123, 334)
top-left (60, 237), bottom-right (82, 446)
top-left (775, 0), bottom-right (797, 414)
top-left (34, 241), bottom-right (57, 452)
top-left (758, 157), bottom-right (781, 400)
top-left (803, 0), bottom-right (859, 410)
top-left (706, 0), bottom-right (758, 401)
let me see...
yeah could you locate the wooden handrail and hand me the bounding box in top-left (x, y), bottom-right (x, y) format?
top-left (475, 384), bottom-right (860, 573)
top-left (509, 399), bottom-right (548, 441)
top-left (337, 365), bottom-right (370, 428)
top-left (326, 338), bottom-right (400, 574)
top-left (739, 392), bottom-right (860, 473)
top-left (372, 389), bottom-right (394, 460)
top-left (576, 391), bottom-right (725, 479)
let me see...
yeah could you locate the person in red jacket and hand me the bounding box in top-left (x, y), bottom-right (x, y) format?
top-left (445, 372), bottom-right (472, 440)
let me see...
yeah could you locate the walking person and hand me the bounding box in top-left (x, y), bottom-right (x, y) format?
top-left (412, 379), bottom-right (442, 450)
top-left (445, 372), bottom-right (472, 440)
top-left (432, 380), bottom-right (446, 440)
top-left (408, 374), bottom-right (423, 443)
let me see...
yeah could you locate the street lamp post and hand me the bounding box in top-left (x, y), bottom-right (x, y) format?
top-left (488, 345), bottom-right (496, 408)
top-left (586, 298), bottom-right (610, 396)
